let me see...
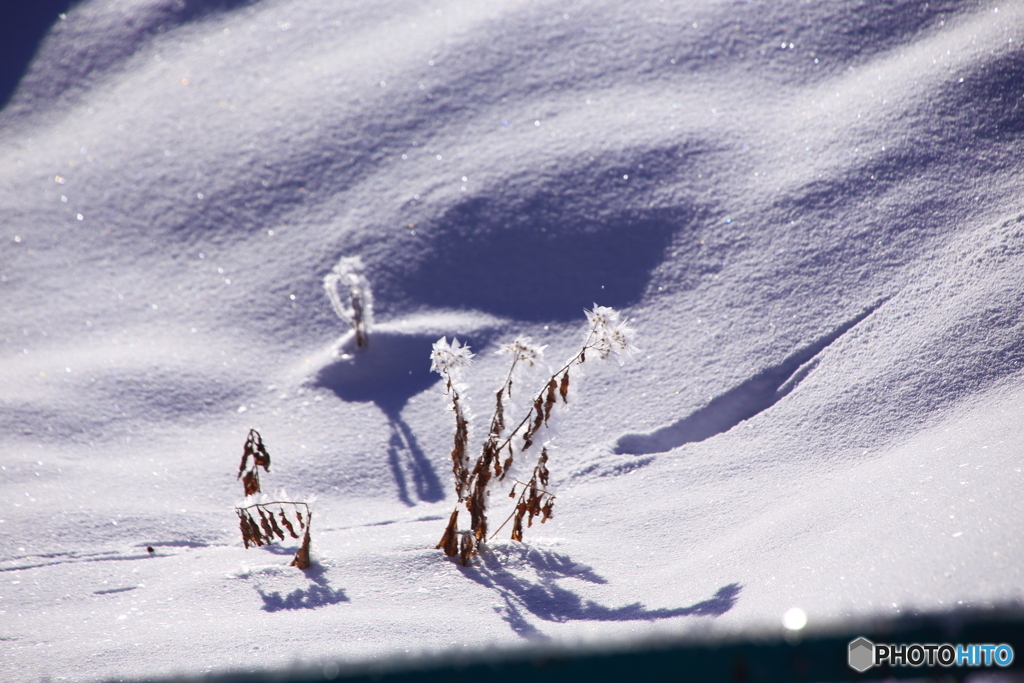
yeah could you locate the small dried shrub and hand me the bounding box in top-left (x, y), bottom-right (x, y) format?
top-left (324, 256), bottom-right (373, 348)
top-left (432, 306), bottom-right (636, 564)
top-left (236, 501), bottom-right (312, 570)
top-left (234, 429), bottom-right (313, 569)
top-left (237, 428), bottom-right (271, 496)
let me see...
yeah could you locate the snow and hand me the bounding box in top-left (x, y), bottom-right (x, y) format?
top-left (1, 0), bottom-right (1022, 680)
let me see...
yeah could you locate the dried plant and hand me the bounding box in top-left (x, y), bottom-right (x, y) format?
top-left (237, 428), bottom-right (271, 496)
top-left (324, 256), bottom-right (373, 348)
top-left (234, 429), bottom-right (313, 569)
top-left (433, 306), bottom-right (636, 565)
top-left (236, 501), bottom-right (312, 570)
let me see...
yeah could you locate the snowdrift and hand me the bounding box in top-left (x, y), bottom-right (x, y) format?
top-left (1, 0), bottom-right (1022, 680)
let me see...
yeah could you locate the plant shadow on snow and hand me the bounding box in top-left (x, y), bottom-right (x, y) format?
top-left (315, 332), bottom-right (443, 505)
top-left (615, 300), bottom-right (884, 456)
top-left (460, 546), bottom-right (740, 640)
top-left (314, 328), bottom-right (495, 505)
top-left (256, 564), bottom-right (348, 612)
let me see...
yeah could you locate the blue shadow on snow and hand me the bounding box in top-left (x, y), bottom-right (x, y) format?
top-left (461, 547), bottom-right (741, 639)
top-left (257, 564), bottom-right (348, 612)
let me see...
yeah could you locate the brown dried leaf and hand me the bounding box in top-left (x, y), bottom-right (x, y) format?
top-left (241, 470), bottom-right (260, 497)
top-left (295, 509), bottom-right (304, 529)
top-left (525, 485), bottom-right (542, 527)
top-left (254, 450), bottom-right (270, 472)
top-left (486, 440), bottom-right (506, 479)
top-left (237, 510), bottom-right (253, 549)
top-left (279, 510), bottom-right (299, 539)
top-left (437, 510), bottom-right (460, 557)
top-left (543, 379), bottom-right (557, 425)
top-left (290, 522), bottom-right (312, 570)
top-left (245, 513), bottom-right (265, 546)
top-left (467, 483), bottom-right (488, 541)
top-left (238, 430), bottom-right (272, 498)
top-left (246, 429), bottom-right (271, 472)
top-left (450, 405), bottom-right (470, 499)
top-left (538, 448), bottom-right (550, 487)
top-left (541, 499), bottom-right (555, 523)
top-left (509, 484), bottom-right (517, 499)
top-left (257, 507), bottom-right (275, 540)
top-left (531, 396), bottom-right (544, 434)
top-left (267, 508), bottom-right (286, 541)
top-left (241, 513), bottom-right (256, 545)
top-left (511, 502), bottom-right (526, 542)
top-left (479, 441), bottom-right (497, 475)
top-left (559, 372), bottom-right (570, 403)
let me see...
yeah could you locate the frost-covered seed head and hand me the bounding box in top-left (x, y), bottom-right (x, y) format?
top-left (499, 337), bottom-right (546, 366)
top-left (430, 337), bottom-right (474, 377)
top-left (584, 305), bottom-right (638, 361)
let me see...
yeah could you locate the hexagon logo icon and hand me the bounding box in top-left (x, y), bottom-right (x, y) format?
top-left (848, 637), bottom-right (874, 672)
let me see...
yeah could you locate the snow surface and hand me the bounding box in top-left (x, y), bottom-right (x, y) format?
top-left (1, 0), bottom-right (1023, 680)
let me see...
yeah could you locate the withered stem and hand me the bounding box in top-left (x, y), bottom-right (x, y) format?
top-left (491, 332), bottom-right (597, 455)
top-left (488, 477), bottom-right (556, 540)
top-left (236, 501), bottom-right (310, 512)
